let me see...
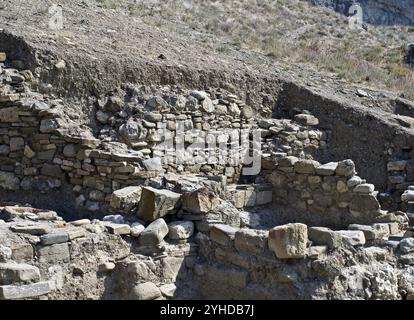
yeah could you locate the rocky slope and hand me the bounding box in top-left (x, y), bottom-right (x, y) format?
top-left (308, 0), bottom-right (414, 25)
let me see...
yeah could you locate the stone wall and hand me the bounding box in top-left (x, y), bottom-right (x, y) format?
top-left (277, 82), bottom-right (414, 212)
top-left (265, 157), bottom-right (386, 227)
top-left (0, 60), bottom-right (328, 217)
top-left (195, 219), bottom-right (412, 300)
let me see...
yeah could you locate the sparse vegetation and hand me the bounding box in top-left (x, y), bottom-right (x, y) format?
top-left (110, 0), bottom-right (414, 99)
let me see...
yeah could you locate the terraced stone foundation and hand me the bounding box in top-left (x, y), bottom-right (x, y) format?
top-left (1, 43), bottom-right (414, 300)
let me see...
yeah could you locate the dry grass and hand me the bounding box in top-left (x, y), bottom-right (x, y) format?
top-left (103, 0), bottom-right (414, 99)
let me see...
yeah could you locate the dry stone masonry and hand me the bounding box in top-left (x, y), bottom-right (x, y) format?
top-left (1, 52), bottom-right (414, 300)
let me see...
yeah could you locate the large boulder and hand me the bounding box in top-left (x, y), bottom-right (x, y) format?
top-left (137, 187), bottom-right (181, 222)
top-left (182, 188), bottom-right (220, 214)
top-left (268, 223), bottom-right (308, 259)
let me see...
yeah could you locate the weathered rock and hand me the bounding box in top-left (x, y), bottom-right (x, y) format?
top-left (168, 221), bottom-right (194, 240)
top-left (0, 245), bottom-right (12, 262)
top-left (190, 90), bottom-right (208, 101)
top-left (142, 157), bottom-right (163, 171)
top-left (130, 282), bottom-right (161, 300)
top-left (37, 243), bottom-right (70, 263)
top-left (400, 238), bottom-right (414, 254)
top-left (104, 223), bottom-right (131, 235)
top-left (10, 224), bottom-right (51, 236)
top-left (139, 218), bottom-right (169, 246)
top-left (278, 156), bottom-right (298, 167)
top-left (182, 188), bottom-right (220, 214)
top-left (201, 97), bottom-right (214, 112)
top-left (0, 282), bottom-right (50, 300)
top-left (130, 222), bottom-right (146, 237)
top-left (159, 283), bottom-right (176, 298)
top-left (96, 110), bottom-right (109, 124)
top-left (269, 223), bottom-right (308, 259)
top-left (110, 186), bottom-right (142, 212)
top-left (234, 228), bottom-right (268, 255)
top-left (354, 183), bottom-right (375, 194)
top-left (0, 171), bottom-right (20, 190)
top-left (146, 96), bottom-right (168, 111)
top-left (336, 159), bottom-right (356, 177)
top-left (308, 227), bottom-right (342, 249)
top-left (294, 114), bottom-right (319, 126)
top-left (210, 224), bottom-right (239, 246)
top-left (70, 219), bottom-right (91, 226)
top-left (137, 187), bottom-right (181, 222)
top-left (402, 190), bottom-right (414, 203)
top-left (294, 160), bottom-right (320, 174)
top-left (103, 215), bottom-right (125, 224)
top-left (40, 231), bottom-right (69, 245)
top-left (98, 262), bottom-right (116, 272)
top-left (0, 262), bottom-right (40, 284)
top-left (40, 119), bottom-right (59, 133)
top-left (63, 144), bottom-right (77, 158)
top-left (9, 137), bottom-right (24, 152)
top-left (106, 96), bottom-right (124, 112)
top-left (316, 162), bottom-right (338, 176)
top-left (387, 161), bottom-right (407, 171)
top-left (336, 230), bottom-right (366, 246)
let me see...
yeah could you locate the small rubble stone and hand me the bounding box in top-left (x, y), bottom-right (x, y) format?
top-left (131, 282), bottom-right (161, 300)
top-left (142, 157), bottom-right (163, 171)
top-left (130, 222), bottom-right (146, 237)
top-left (336, 159), bottom-right (356, 177)
top-left (308, 246), bottom-right (328, 259)
top-left (0, 245), bottom-right (12, 262)
top-left (354, 184), bottom-right (375, 194)
top-left (139, 218), bottom-right (169, 246)
top-left (103, 215), bottom-right (125, 224)
top-left (308, 227), bottom-right (342, 249)
top-left (168, 221), bottom-right (194, 240)
top-left (294, 114), bottom-right (319, 126)
top-left (268, 223), bottom-right (308, 259)
top-left (105, 223), bottom-right (131, 235)
top-left (71, 219), bottom-right (91, 226)
top-left (98, 262), bottom-right (116, 272)
top-left (159, 283), bottom-right (176, 298)
top-left (294, 160), bottom-right (319, 174)
top-left (400, 238), bottom-right (414, 254)
top-left (336, 230), bottom-right (366, 246)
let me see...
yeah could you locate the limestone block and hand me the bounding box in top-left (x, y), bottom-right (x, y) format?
top-left (138, 187), bottom-right (181, 222)
top-left (268, 223), bottom-right (308, 259)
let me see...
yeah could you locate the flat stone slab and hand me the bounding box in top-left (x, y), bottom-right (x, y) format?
top-left (40, 231), bottom-right (69, 245)
top-left (0, 281), bottom-right (50, 300)
top-left (104, 223), bottom-right (131, 235)
top-left (315, 162), bottom-right (338, 176)
top-left (10, 224), bottom-right (51, 235)
top-left (0, 262), bottom-right (40, 284)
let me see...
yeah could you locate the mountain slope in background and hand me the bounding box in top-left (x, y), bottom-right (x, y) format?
top-left (308, 0), bottom-right (414, 25)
